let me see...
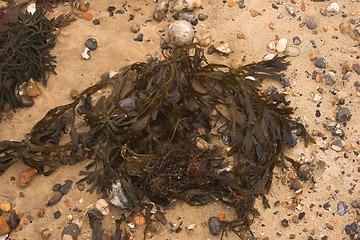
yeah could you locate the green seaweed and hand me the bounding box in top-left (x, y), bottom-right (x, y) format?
top-left (0, 46), bottom-right (314, 238)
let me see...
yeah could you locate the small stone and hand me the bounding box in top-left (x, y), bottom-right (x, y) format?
top-left (228, 0), bottom-right (235, 7)
top-left (0, 216), bottom-right (10, 235)
top-left (54, 211), bottom-right (61, 219)
top-left (8, 213), bottom-right (19, 230)
top-left (115, 9), bottom-right (125, 14)
top-left (238, 0), bottom-right (245, 9)
top-left (134, 33), bottom-right (144, 42)
top-left (293, 36), bottom-right (301, 45)
top-left (326, 122), bottom-right (337, 130)
top-left (286, 5), bottom-right (295, 15)
top-left (134, 212), bottom-right (146, 226)
top-left (60, 180), bottom-right (73, 195)
top-left (320, 8), bottom-right (327, 16)
top-left (199, 36), bottom-right (212, 47)
top-left (190, 18), bottom-right (198, 26)
top-left (182, 11), bottom-right (196, 20)
top-left (19, 168), bottom-right (38, 187)
top-left (281, 219), bottom-right (289, 227)
top-left (109, 71), bottom-right (119, 79)
top-left (290, 234), bottom-right (296, 239)
top-left (263, 53), bottom-right (275, 61)
top-left (321, 72), bottom-right (336, 85)
top-left (299, 162), bottom-right (314, 180)
top-left (26, 78), bottom-right (40, 97)
top-left (168, 20), bottom-right (194, 47)
top-left (198, 13), bottom-right (208, 21)
top-left (342, 71), bottom-right (352, 80)
top-left (92, 19), bottom-right (100, 25)
top-left (331, 140), bottom-right (345, 151)
top-left (276, 38), bottom-right (287, 53)
top-left (305, 16), bottom-right (317, 29)
top-left (292, 215), bottom-right (299, 224)
top-left (231, 58), bottom-right (242, 69)
top-left (332, 128), bottom-right (345, 138)
top-left (312, 93), bottom-right (322, 102)
top-left (52, 183), bottom-right (61, 192)
top-left (278, 14), bottom-right (283, 19)
top-left (85, 38), bottom-right (98, 50)
top-left (207, 45), bottom-right (216, 55)
top-left (108, 6), bottom-right (115, 12)
top-left (284, 46), bottom-right (301, 57)
top-left (209, 217), bottom-right (221, 235)
top-left (323, 202), bottom-right (331, 211)
top-left (335, 91), bottom-right (348, 100)
top-left (78, 184), bottom-right (85, 191)
top-left (46, 192), bottom-right (63, 206)
top-left (0, 203), bottom-right (10, 212)
top-left (237, 32), bottom-right (245, 39)
top-left (326, 223), bottom-right (334, 230)
top-left (336, 107), bottom-right (351, 122)
top-left (291, 180), bottom-right (302, 191)
top-left (280, 74), bottom-right (291, 87)
top-left (154, 10), bottom-right (164, 22)
top-left (81, 47), bottom-right (91, 60)
top-left (96, 199), bottom-right (109, 216)
top-left (337, 201), bottom-right (348, 216)
top-left (216, 43), bottom-right (231, 55)
top-left (155, 211), bottom-right (167, 225)
top-left (314, 57), bottom-right (326, 68)
top-left (355, 25), bottom-right (360, 36)
top-left (353, 64), bottom-right (360, 75)
top-left (82, 11), bottom-right (93, 21)
top-left (327, 2), bottom-right (340, 14)
top-left (131, 24), bottom-right (140, 33)
top-left (351, 201), bottom-right (360, 208)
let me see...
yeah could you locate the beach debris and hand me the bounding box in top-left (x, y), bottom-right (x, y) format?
top-left (276, 38), bottom-right (287, 53)
top-left (209, 217), bottom-right (221, 235)
top-left (134, 212), bottom-right (146, 226)
top-left (168, 20), bottom-right (194, 47)
top-left (0, 203), bottom-right (10, 212)
top-left (18, 168), bottom-right (38, 187)
top-left (327, 2), bottom-right (340, 14)
top-left (61, 217), bottom-right (82, 240)
top-left (305, 16), bottom-right (317, 29)
top-left (96, 199), bottom-right (109, 216)
top-left (321, 72), bottom-right (336, 85)
top-left (109, 181), bottom-right (130, 209)
top-left (25, 78), bottom-right (41, 97)
top-left (81, 48), bottom-right (91, 60)
top-left (216, 43), bottom-right (231, 54)
top-left (0, 217), bottom-right (10, 235)
top-left (85, 38), bottom-right (98, 50)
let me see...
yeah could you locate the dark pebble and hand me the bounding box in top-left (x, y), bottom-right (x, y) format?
top-left (10, 176), bottom-right (15, 181)
top-left (293, 36), bottom-right (301, 45)
top-left (305, 16), bottom-right (317, 29)
top-left (19, 192), bottom-right (24, 197)
top-left (134, 33), bottom-right (144, 42)
top-left (209, 217), bottom-right (221, 235)
top-left (155, 211), bottom-right (167, 225)
top-left (198, 13), bottom-right (208, 21)
top-left (93, 19), bottom-right (100, 25)
top-left (336, 107), bottom-right (351, 122)
top-left (314, 57), bottom-right (326, 68)
top-left (115, 9), bottom-right (125, 14)
top-left (52, 183), bottom-right (61, 192)
top-left (207, 45), bottom-right (216, 55)
top-left (353, 64), bottom-right (360, 75)
top-left (60, 180), bottom-right (73, 195)
top-left (337, 201), bottom-right (349, 216)
top-left (46, 192), bottom-right (63, 206)
top-left (190, 18), bottom-right (198, 26)
top-left (281, 219), bottom-right (289, 227)
top-left (323, 202), bottom-right (331, 211)
top-left (351, 201), bottom-right (360, 208)
top-left (108, 6), bottom-right (116, 12)
top-left (345, 224), bottom-right (351, 234)
top-left (8, 212), bottom-right (20, 230)
top-left (238, 0), bottom-right (245, 8)
top-left (350, 222), bottom-right (358, 232)
top-left (291, 180), bottom-right (302, 191)
top-left (173, 13), bottom-right (180, 20)
top-left (109, 11), bottom-right (114, 17)
top-left (101, 72), bottom-right (110, 81)
top-left (73, 208), bottom-right (82, 213)
top-left (299, 163), bottom-right (314, 180)
top-left (320, 9), bottom-right (327, 16)
top-left (315, 110), bottom-right (321, 117)
top-left (85, 38), bottom-right (98, 51)
top-left (61, 220), bottom-right (81, 238)
top-left (54, 210), bottom-right (61, 219)
top-left (78, 184), bottom-right (85, 191)
top-left (321, 237), bottom-right (328, 240)
top-left (332, 128), bottom-right (345, 138)
top-left (272, 4), bottom-right (278, 9)
top-left (175, 227), bottom-right (182, 233)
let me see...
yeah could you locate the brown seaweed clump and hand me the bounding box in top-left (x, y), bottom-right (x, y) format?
top-left (0, 46), bottom-right (314, 238)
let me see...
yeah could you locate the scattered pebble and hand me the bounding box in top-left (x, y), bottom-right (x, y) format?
top-left (337, 201), bottom-right (349, 216)
top-left (331, 139), bottom-right (345, 151)
top-left (19, 168), bottom-right (38, 187)
top-left (60, 180), bottom-right (73, 195)
top-left (327, 2), bottom-right (340, 14)
top-left (168, 20), bottom-right (194, 47)
top-left (276, 38), bottom-right (287, 53)
top-left (286, 5), bottom-right (295, 15)
top-left (336, 107), bottom-right (351, 122)
top-left (46, 192), bottom-right (63, 206)
top-left (85, 38), bottom-right (98, 50)
top-left (0, 216), bottom-right (10, 235)
top-left (92, 19), bottom-right (100, 25)
top-left (314, 57), bottom-right (326, 68)
top-left (81, 47), bottom-right (91, 60)
top-left (238, 0), bottom-right (245, 9)
top-left (305, 16), bottom-right (317, 29)
top-left (54, 211), bottom-right (61, 219)
top-left (281, 219), bottom-right (289, 227)
top-left (131, 24), bottom-right (140, 33)
top-left (263, 53), bottom-right (275, 61)
top-left (284, 46), bottom-right (301, 57)
top-left (0, 203), bottom-right (10, 212)
top-left (134, 33), bottom-right (144, 42)
top-left (293, 36), bottom-right (301, 45)
top-left (216, 43), bottom-right (231, 55)
top-left (182, 11), bottom-right (196, 20)
top-left (209, 217), bottom-right (221, 235)
top-left (198, 13), bottom-right (208, 21)
top-left (321, 72), bottom-right (335, 85)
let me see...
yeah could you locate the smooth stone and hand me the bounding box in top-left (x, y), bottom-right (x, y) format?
top-left (92, 19), bottom-right (100, 25)
top-left (168, 20), bottom-right (194, 47)
top-left (341, 46), bottom-right (358, 53)
top-left (276, 38), bottom-right (287, 52)
top-left (284, 46), bottom-right (301, 57)
top-left (332, 128), bottom-right (345, 138)
top-left (305, 16), bottom-right (317, 29)
top-left (312, 93), bottom-right (322, 102)
top-left (85, 38), bottom-right (97, 50)
top-left (321, 72), bottom-right (335, 85)
top-left (326, 122), bottom-right (337, 130)
top-left (314, 57), bottom-right (326, 68)
top-left (327, 2), bottom-right (340, 13)
top-left (353, 64), bottom-right (360, 75)
top-left (331, 139), bottom-right (345, 151)
top-left (134, 34), bottom-right (143, 42)
top-left (109, 71), bottom-right (119, 79)
top-left (46, 192), bottom-right (63, 206)
top-left (293, 36), bottom-right (301, 45)
top-left (238, 0), bottom-right (245, 8)
top-left (8, 213), bottom-right (19, 230)
top-left (291, 180), bottom-right (302, 191)
top-left (190, 18), bottom-right (198, 26)
top-left (320, 8), bottom-right (327, 16)
top-left (279, 74), bottom-right (291, 87)
top-left (60, 180), bottom-right (73, 195)
top-left (342, 71), bottom-right (352, 80)
top-left (119, 97), bottom-right (137, 108)
top-left (286, 5), bottom-right (295, 15)
top-left (54, 211), bottom-right (61, 219)
top-left (208, 217), bottom-right (221, 235)
top-left (131, 24), bottom-right (140, 33)
top-left (182, 11), bottom-right (196, 20)
top-left (263, 53), bottom-right (275, 61)
top-left (336, 107), bottom-right (351, 122)
top-left (198, 13), bottom-right (208, 21)
top-left (337, 201), bottom-right (349, 216)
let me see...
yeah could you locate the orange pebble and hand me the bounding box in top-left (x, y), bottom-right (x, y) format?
top-left (218, 213), bottom-right (226, 222)
top-left (82, 11), bottom-right (93, 21)
top-left (269, 22), bottom-right (275, 30)
top-left (289, 171), bottom-right (297, 180)
top-left (63, 199), bottom-right (71, 208)
top-left (323, 25), bottom-right (329, 32)
top-left (37, 209), bottom-right (45, 217)
top-left (134, 213), bottom-right (145, 226)
top-left (228, 0), bottom-right (234, 7)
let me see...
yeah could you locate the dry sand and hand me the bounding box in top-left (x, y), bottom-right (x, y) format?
top-left (1, 0), bottom-right (360, 239)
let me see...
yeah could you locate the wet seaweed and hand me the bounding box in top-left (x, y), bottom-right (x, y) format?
top-left (0, 45), bottom-right (314, 238)
top-left (0, 10), bottom-right (74, 110)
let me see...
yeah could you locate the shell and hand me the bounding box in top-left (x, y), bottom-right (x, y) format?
top-left (168, 20), bottom-right (194, 47)
top-left (109, 181), bottom-right (129, 209)
top-left (95, 199), bottom-right (109, 216)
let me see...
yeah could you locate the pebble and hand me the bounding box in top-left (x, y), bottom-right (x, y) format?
top-left (314, 57), bottom-right (326, 68)
top-left (353, 64), bottom-right (360, 75)
top-left (284, 46), bottom-right (301, 57)
top-left (209, 217), bottom-right (221, 235)
top-left (238, 0), bottom-right (245, 9)
top-left (231, 58), bottom-right (242, 69)
top-left (52, 183), bottom-right (61, 192)
top-left (168, 20), bottom-right (194, 47)
top-left (61, 218), bottom-right (82, 240)
top-left (337, 201), bottom-right (349, 216)
top-left (96, 199), bottom-right (110, 216)
top-left (46, 192), bottom-right (63, 206)
top-left (342, 71), bottom-right (352, 80)
top-left (335, 91), bottom-right (348, 100)
top-left (291, 180), bottom-right (302, 191)
top-left (263, 53), bottom-right (275, 61)
top-left (0, 203), bottom-right (10, 212)
top-left (134, 212), bottom-right (146, 226)
top-left (280, 74), bottom-right (291, 87)
top-left (320, 8), bottom-right (327, 16)
top-left (355, 25), bottom-right (360, 36)
top-left (82, 11), bottom-right (93, 21)
top-left (299, 162), bottom-right (314, 180)
top-left (326, 122), bottom-right (337, 130)
top-left (323, 202), bottom-right (331, 211)
top-left (154, 11), bottom-right (163, 22)
top-left (134, 34), bottom-right (144, 42)
top-left (60, 180), bottom-right (73, 195)
top-left (351, 201), bottom-right (360, 208)
top-left (326, 223), bottom-right (334, 230)
top-left (216, 43), bottom-right (231, 55)
top-left (305, 16), bottom-right (317, 29)
top-left (336, 107), bottom-right (351, 122)
top-left (108, 6), bottom-right (116, 12)
top-left (81, 47), bottom-right (91, 60)
top-left (312, 93), bottom-right (322, 102)
top-left (332, 128), bottom-right (345, 138)
top-left (331, 139), bottom-right (345, 151)
top-left (190, 18), bottom-right (198, 26)
top-left (286, 5), bottom-right (295, 15)
top-left (198, 13), bottom-right (208, 21)
top-left (0, 216), bottom-right (10, 235)
top-left (276, 38), bottom-right (287, 52)
top-left (8, 213), bottom-right (19, 230)
top-left (92, 19), bottom-right (100, 25)
top-left (85, 38), bottom-right (98, 50)
top-left (131, 24), bottom-right (140, 33)
top-left (321, 72), bottom-right (335, 85)
top-left (199, 36), bottom-right (212, 47)
top-left (278, 14), bottom-right (283, 19)
top-left (26, 78), bottom-right (40, 97)
top-left (293, 36), bottom-right (301, 45)
top-left (327, 2), bottom-right (340, 14)
top-left (182, 11), bottom-right (196, 20)
top-left (292, 215), bottom-right (300, 224)
top-left (281, 219), bottom-right (289, 227)
top-left (78, 184), bottom-right (85, 191)
top-left (115, 9), bottom-right (125, 14)
top-left (19, 168), bottom-right (38, 187)
top-left (54, 211), bottom-right (61, 219)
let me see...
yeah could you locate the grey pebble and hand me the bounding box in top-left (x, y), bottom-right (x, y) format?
top-left (291, 180), bottom-right (302, 191)
top-left (238, 0), bottom-right (245, 9)
top-left (293, 36), bottom-right (301, 45)
top-left (198, 13), bottom-right (208, 21)
top-left (321, 72), bottom-right (336, 85)
top-left (351, 201), bottom-right (360, 208)
top-left (60, 180), bottom-right (73, 195)
top-left (314, 57), bottom-right (326, 68)
top-left (54, 210), bottom-right (61, 219)
top-left (78, 184), bottom-right (85, 191)
top-left (281, 219), bottom-right (289, 227)
top-left (134, 33), bottom-right (144, 42)
top-left (323, 202), bottom-right (331, 211)
top-left (182, 11), bottom-right (196, 20)
top-left (337, 201), bottom-right (349, 216)
top-left (332, 128), bottom-right (345, 138)
top-left (131, 24), bottom-right (140, 33)
top-left (305, 16), bottom-right (317, 29)
top-left (209, 217), bottom-right (221, 235)
top-left (119, 97), bottom-right (137, 108)
top-left (326, 122), bottom-right (337, 130)
top-left (353, 64), bottom-right (360, 75)
top-left (277, 14), bottom-right (283, 19)
top-left (52, 183), bottom-right (61, 192)
top-left (85, 38), bottom-right (98, 50)
top-left (326, 223), bottom-right (334, 230)
top-left (331, 139), bottom-right (345, 151)
top-left (336, 107), bottom-right (351, 122)
top-left (46, 192), bottom-right (63, 206)
top-left (286, 5), bottom-right (295, 15)
top-left (280, 74), bottom-right (291, 87)
top-left (343, 71), bottom-right (352, 80)
top-left (320, 9), bottom-right (327, 16)
top-left (92, 19), bottom-right (100, 25)
top-left (101, 72), bottom-right (110, 81)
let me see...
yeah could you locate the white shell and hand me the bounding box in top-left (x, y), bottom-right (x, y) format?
top-left (27, 3), bottom-right (36, 14)
top-left (96, 199), bottom-right (110, 215)
top-left (81, 47), bottom-right (91, 60)
top-left (216, 43), bottom-right (231, 55)
top-left (109, 71), bottom-right (119, 79)
top-left (168, 20), bottom-right (194, 47)
top-left (109, 181), bottom-right (129, 209)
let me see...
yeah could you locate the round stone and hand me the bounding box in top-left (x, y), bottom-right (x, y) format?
top-left (293, 36), bottom-right (301, 45)
top-left (168, 20), bottom-right (194, 47)
top-left (305, 16), bottom-right (317, 29)
top-left (85, 38), bottom-right (98, 50)
top-left (182, 11), bottom-right (196, 20)
top-left (327, 3), bottom-right (340, 14)
top-left (276, 38), bottom-right (287, 52)
top-left (92, 19), bottom-right (100, 25)
top-left (284, 46), bottom-right (301, 57)
top-left (314, 57), bottom-right (326, 68)
top-left (131, 24), bottom-right (140, 33)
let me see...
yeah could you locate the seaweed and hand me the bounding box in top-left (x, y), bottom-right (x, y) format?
top-left (0, 10), bottom-right (74, 110)
top-left (0, 45), bottom-right (314, 238)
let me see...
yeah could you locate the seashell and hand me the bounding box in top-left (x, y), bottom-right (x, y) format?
top-left (268, 40), bottom-right (276, 50)
top-left (134, 213), bottom-right (146, 226)
top-left (109, 71), bottom-right (119, 79)
top-left (276, 38), bottom-right (287, 53)
top-left (231, 58), bottom-right (242, 69)
top-left (215, 43), bottom-right (231, 55)
top-left (196, 137), bottom-right (209, 151)
top-left (81, 47), bottom-right (91, 60)
top-left (168, 20), bottom-right (194, 47)
top-left (263, 53), bottom-right (275, 61)
top-left (27, 3), bottom-right (36, 14)
top-left (96, 199), bottom-right (109, 216)
top-left (109, 181), bottom-right (129, 209)
top-left (26, 78), bottom-right (40, 97)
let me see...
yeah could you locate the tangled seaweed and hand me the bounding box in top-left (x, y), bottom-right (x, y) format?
top-left (0, 46), bottom-right (314, 238)
top-left (0, 11), bottom-right (73, 110)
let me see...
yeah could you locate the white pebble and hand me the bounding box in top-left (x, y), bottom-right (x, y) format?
top-left (168, 20), bottom-right (194, 47)
top-left (327, 2), bottom-right (340, 14)
top-left (81, 47), bottom-right (91, 60)
top-left (263, 53), bottom-right (275, 61)
top-left (276, 38), bottom-right (287, 53)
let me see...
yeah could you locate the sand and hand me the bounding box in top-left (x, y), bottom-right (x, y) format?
top-left (1, 0), bottom-right (360, 239)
